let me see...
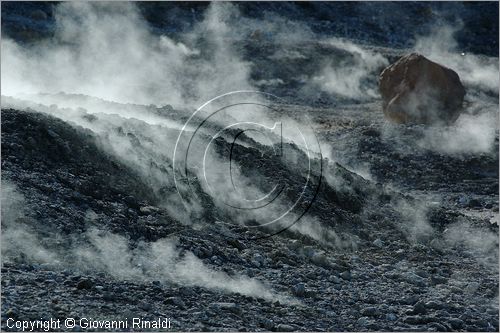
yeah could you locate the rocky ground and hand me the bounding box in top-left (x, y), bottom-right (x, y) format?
top-left (1, 99), bottom-right (498, 331)
top-left (1, 2), bottom-right (499, 332)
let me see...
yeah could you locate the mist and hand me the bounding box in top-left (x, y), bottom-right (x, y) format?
top-left (443, 218), bottom-right (499, 268)
top-left (414, 23), bottom-right (499, 94)
top-left (310, 38), bottom-right (388, 100)
top-left (72, 228), bottom-right (296, 303)
top-left (419, 112), bottom-right (498, 154)
top-left (1, 181), bottom-right (295, 304)
top-left (1, 2), bottom-right (254, 108)
top-left (1, 181), bottom-right (60, 265)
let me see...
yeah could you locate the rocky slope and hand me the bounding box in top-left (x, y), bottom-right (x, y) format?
top-left (1, 99), bottom-right (498, 331)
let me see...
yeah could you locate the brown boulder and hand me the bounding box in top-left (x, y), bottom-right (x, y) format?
top-left (379, 53), bottom-right (465, 124)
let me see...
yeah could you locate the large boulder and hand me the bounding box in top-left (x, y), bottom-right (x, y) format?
top-left (379, 53), bottom-right (465, 124)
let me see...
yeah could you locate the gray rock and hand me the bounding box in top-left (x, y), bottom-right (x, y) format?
top-left (292, 283), bottom-right (306, 297)
top-left (200, 245), bottom-right (213, 258)
top-left (5, 308), bottom-right (16, 318)
top-left (458, 195), bottom-right (469, 207)
top-left (139, 302), bottom-right (152, 311)
top-left (329, 275), bottom-right (342, 284)
top-left (399, 295), bottom-right (418, 305)
top-left (386, 313), bottom-right (397, 321)
top-left (468, 198), bottom-right (482, 208)
top-left (252, 254), bottom-right (265, 267)
top-left (429, 238), bottom-right (444, 251)
top-left (414, 269), bottom-right (429, 278)
top-left (260, 318), bottom-right (275, 331)
top-left (366, 322), bottom-right (381, 330)
top-left (405, 272), bottom-right (427, 287)
top-left (403, 316), bottom-right (426, 325)
top-left (211, 255), bottom-right (221, 265)
top-left (429, 322), bottom-right (449, 331)
top-left (123, 195), bottom-right (139, 209)
top-left (139, 205), bottom-right (159, 215)
top-left (228, 239), bottom-right (246, 251)
top-left (46, 129), bottom-right (60, 139)
top-left (425, 300), bottom-right (444, 310)
top-left (102, 292), bottom-right (118, 302)
top-left (153, 105), bottom-right (174, 117)
top-left (340, 271), bottom-right (352, 281)
top-left (448, 318), bottom-right (464, 329)
top-left (360, 306), bottom-right (380, 317)
top-left (302, 246), bottom-right (315, 258)
top-left (210, 302), bottom-right (242, 315)
top-left (373, 238), bottom-right (384, 248)
top-left (356, 317), bottom-right (369, 327)
top-left (311, 252), bottom-right (331, 268)
top-left (449, 286), bottom-right (463, 294)
top-left (430, 275), bottom-right (448, 285)
top-left (465, 282), bottom-right (480, 294)
top-left (164, 297), bottom-right (185, 308)
top-left (276, 324), bottom-right (295, 332)
top-left (287, 240), bottom-right (300, 251)
top-left (412, 300), bottom-right (426, 315)
top-left (76, 279), bottom-right (93, 290)
top-left (471, 318), bottom-right (489, 328)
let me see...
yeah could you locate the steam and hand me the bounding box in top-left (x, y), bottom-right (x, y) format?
top-left (414, 23), bottom-right (499, 93)
top-left (0, 96), bottom-right (320, 302)
top-left (377, 23), bottom-right (499, 155)
top-left (1, 181), bottom-right (59, 264)
top-left (412, 23), bottom-right (498, 154)
top-left (1, 95), bottom-right (323, 241)
top-left (1, 182), bottom-right (293, 303)
top-left (418, 112), bottom-right (498, 154)
top-left (393, 199), bottom-right (434, 243)
top-left (2, 3), bottom-right (498, 299)
top-left (443, 218), bottom-right (499, 268)
top-left (290, 216), bottom-right (358, 251)
top-left (1, 2), bottom-right (254, 108)
top-left (72, 228), bottom-right (294, 303)
top-left (310, 38), bottom-right (388, 100)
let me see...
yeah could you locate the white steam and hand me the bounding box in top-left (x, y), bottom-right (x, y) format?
top-left (1, 181), bottom-right (60, 264)
top-left (418, 112), bottom-right (498, 154)
top-left (443, 218), bottom-right (498, 267)
top-left (414, 21), bottom-right (500, 155)
top-left (394, 199), bottom-right (434, 243)
top-left (414, 24), bottom-right (499, 93)
top-left (1, 182), bottom-right (293, 303)
top-left (73, 228), bottom-right (294, 303)
top-left (311, 38), bottom-right (388, 100)
top-left (1, 2), bottom-right (253, 108)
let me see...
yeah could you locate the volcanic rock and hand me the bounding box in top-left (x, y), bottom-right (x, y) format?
top-left (292, 283), bottom-right (306, 297)
top-left (76, 279), bottom-right (93, 290)
top-left (276, 324), bottom-right (296, 332)
top-left (379, 53), bottom-right (465, 124)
